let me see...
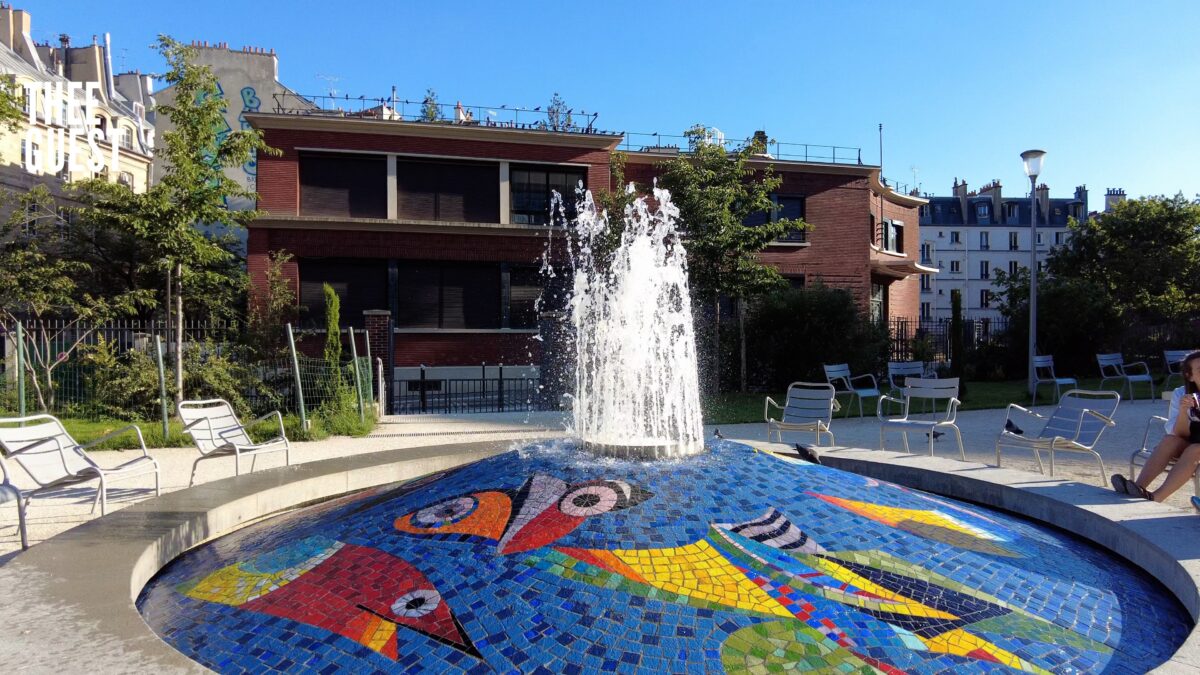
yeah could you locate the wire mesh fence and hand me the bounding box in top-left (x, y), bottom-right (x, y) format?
top-left (0, 322), bottom-right (375, 427)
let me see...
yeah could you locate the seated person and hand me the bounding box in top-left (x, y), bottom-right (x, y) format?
top-left (1110, 350), bottom-right (1200, 501)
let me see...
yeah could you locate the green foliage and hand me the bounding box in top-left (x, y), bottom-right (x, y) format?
top-left (81, 337), bottom-right (163, 421)
top-left (744, 285), bottom-right (889, 390)
top-left (323, 284), bottom-right (342, 368)
top-left (547, 92), bottom-right (573, 130)
top-left (247, 250), bottom-right (296, 357)
top-left (0, 78), bottom-right (25, 133)
top-left (422, 88), bottom-right (442, 122)
top-left (656, 125), bottom-right (807, 303)
top-left (1048, 194), bottom-right (1200, 322)
top-left (182, 343), bottom-right (255, 416)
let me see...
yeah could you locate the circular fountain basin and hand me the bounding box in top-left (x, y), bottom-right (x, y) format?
top-left (138, 440), bottom-right (1190, 673)
top-left (582, 436), bottom-right (704, 460)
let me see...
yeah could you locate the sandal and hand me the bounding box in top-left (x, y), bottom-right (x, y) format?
top-left (1191, 495), bottom-right (1200, 512)
top-left (1128, 483), bottom-right (1154, 501)
top-left (1110, 474), bottom-right (1129, 494)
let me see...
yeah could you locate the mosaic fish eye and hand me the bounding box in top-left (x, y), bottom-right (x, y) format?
top-left (390, 588), bottom-right (441, 618)
top-left (559, 481), bottom-right (628, 517)
top-left (411, 496), bottom-right (478, 528)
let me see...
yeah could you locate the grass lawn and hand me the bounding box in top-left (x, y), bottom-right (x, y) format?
top-left (704, 377), bottom-right (1158, 425)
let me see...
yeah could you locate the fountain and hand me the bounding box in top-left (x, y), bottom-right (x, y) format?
top-left (134, 185), bottom-right (1192, 673)
top-left (568, 185), bottom-right (704, 459)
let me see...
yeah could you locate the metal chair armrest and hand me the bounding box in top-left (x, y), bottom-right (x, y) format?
top-left (1005, 403), bottom-right (1045, 421)
top-left (876, 395), bottom-right (904, 421)
top-left (1081, 408), bottom-right (1116, 427)
top-left (764, 396), bottom-right (782, 423)
top-left (82, 424), bottom-right (149, 457)
top-left (946, 397), bottom-right (962, 423)
top-left (1123, 361), bottom-right (1151, 376)
top-left (850, 374), bottom-right (878, 389)
top-left (249, 410), bottom-right (288, 440)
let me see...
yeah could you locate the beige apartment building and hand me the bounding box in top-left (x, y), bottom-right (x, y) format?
top-left (0, 4), bottom-right (154, 218)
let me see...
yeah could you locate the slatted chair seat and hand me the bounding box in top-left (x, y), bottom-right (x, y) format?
top-left (1129, 414), bottom-right (1200, 497)
top-left (1031, 355), bottom-right (1077, 406)
top-left (876, 378), bottom-right (965, 460)
top-left (1097, 353), bottom-right (1154, 401)
top-left (995, 389), bottom-right (1120, 484)
top-left (1164, 350), bottom-right (1194, 391)
top-left (179, 399), bottom-right (291, 487)
top-left (823, 363), bottom-right (881, 418)
top-left (765, 382), bottom-right (839, 446)
top-left (0, 415), bottom-right (160, 519)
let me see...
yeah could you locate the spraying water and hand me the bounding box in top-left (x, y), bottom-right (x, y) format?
top-left (566, 184), bottom-right (705, 458)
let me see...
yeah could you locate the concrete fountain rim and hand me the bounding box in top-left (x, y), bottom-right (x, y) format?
top-left (1, 437), bottom-right (1199, 673)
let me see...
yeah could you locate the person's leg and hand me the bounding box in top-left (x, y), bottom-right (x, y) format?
top-left (1134, 435), bottom-right (1189, 488)
top-left (1150, 443), bottom-right (1200, 502)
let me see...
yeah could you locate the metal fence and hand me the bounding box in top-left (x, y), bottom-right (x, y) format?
top-left (886, 317), bottom-right (1010, 364)
top-left (392, 366), bottom-right (542, 414)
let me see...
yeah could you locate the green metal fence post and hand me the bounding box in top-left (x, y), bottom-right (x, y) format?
top-left (16, 322), bottom-right (25, 419)
top-left (362, 327), bottom-right (373, 407)
top-left (347, 327), bottom-right (365, 423)
top-left (155, 336), bottom-right (169, 438)
top-left (286, 323), bottom-right (308, 430)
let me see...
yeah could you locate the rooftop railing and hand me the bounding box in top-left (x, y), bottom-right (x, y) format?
top-left (618, 132), bottom-right (863, 165)
top-left (268, 92), bottom-right (621, 135)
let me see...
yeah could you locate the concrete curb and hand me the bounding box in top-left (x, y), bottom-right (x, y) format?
top-left (746, 442), bottom-right (1200, 673)
top-left (0, 440), bottom-right (512, 674)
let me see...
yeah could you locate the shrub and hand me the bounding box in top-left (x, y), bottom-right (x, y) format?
top-left (745, 285), bottom-right (889, 390)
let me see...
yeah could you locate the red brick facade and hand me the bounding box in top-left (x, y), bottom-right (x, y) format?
top-left (246, 114), bottom-right (927, 373)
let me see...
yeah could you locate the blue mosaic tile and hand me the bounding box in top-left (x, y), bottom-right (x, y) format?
top-left (137, 440), bottom-right (1191, 673)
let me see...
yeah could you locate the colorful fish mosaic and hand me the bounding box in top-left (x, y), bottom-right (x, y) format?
top-left (138, 440), bottom-right (1190, 673)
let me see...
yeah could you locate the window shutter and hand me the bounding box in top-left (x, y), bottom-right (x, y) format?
top-left (395, 161), bottom-right (437, 220)
top-left (300, 153), bottom-right (387, 218)
top-left (396, 264), bottom-right (441, 328)
top-left (442, 264), bottom-right (501, 329)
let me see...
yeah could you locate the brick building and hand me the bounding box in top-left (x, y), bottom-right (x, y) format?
top-left (245, 110), bottom-right (930, 403)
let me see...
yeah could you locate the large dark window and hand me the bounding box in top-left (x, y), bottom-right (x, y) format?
top-left (299, 152), bottom-right (387, 218)
top-left (511, 165), bottom-right (586, 225)
top-left (396, 159), bottom-right (499, 222)
top-left (775, 195), bottom-right (806, 243)
top-left (299, 258), bottom-right (389, 327)
top-left (395, 262), bottom-right (543, 329)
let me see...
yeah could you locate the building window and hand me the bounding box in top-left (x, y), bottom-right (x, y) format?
top-left (1006, 203), bottom-right (1018, 220)
top-left (299, 152), bottom-right (388, 219)
top-left (1036, 232), bottom-right (1043, 245)
top-left (919, 205), bottom-right (928, 218)
top-left (787, 275), bottom-right (806, 289)
top-left (55, 207), bottom-right (71, 238)
top-left (950, 230), bottom-right (960, 244)
top-left (117, 171), bottom-right (134, 188)
top-left (980, 289), bottom-right (991, 308)
top-left (920, 243), bottom-right (932, 263)
top-left (299, 258), bottom-right (389, 328)
top-left (393, 261), bottom-right (541, 330)
top-left (979, 260), bottom-right (990, 280)
top-left (920, 274), bottom-right (931, 292)
top-left (979, 231), bottom-right (989, 250)
top-left (1009, 231), bottom-right (1019, 250)
top-left (870, 282), bottom-right (886, 323)
top-left (57, 153), bottom-right (71, 181)
top-left (920, 301), bottom-right (931, 319)
top-left (1009, 260), bottom-right (1020, 276)
top-left (511, 165), bottom-right (587, 225)
top-left (1055, 231), bottom-right (1066, 246)
top-left (120, 126), bottom-right (133, 150)
top-left (774, 195), bottom-right (807, 243)
top-left (950, 260), bottom-right (961, 274)
top-left (396, 159), bottom-right (500, 223)
top-left (976, 203), bottom-right (989, 220)
top-left (21, 201), bottom-right (38, 237)
top-left (881, 219), bottom-right (903, 253)
top-left (19, 84), bottom-right (29, 113)
top-left (1038, 261), bottom-right (1045, 273)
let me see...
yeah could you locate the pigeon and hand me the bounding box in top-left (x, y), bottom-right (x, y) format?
top-left (713, 428), bottom-right (724, 439)
top-left (1004, 419), bottom-right (1024, 435)
top-left (793, 443), bottom-right (822, 465)
top-left (926, 431), bottom-right (945, 440)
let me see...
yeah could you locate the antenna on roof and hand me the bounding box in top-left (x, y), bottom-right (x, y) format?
top-left (314, 73), bottom-right (341, 98)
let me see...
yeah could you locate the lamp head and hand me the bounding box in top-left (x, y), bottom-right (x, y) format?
top-left (1021, 149), bottom-right (1046, 179)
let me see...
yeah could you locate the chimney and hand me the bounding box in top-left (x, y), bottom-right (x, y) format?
top-left (1074, 184), bottom-right (1089, 220)
top-left (979, 179), bottom-right (1003, 218)
top-left (1035, 183), bottom-right (1050, 223)
top-left (952, 178), bottom-right (968, 219)
top-left (1104, 187), bottom-right (1126, 212)
top-left (0, 5), bottom-right (14, 50)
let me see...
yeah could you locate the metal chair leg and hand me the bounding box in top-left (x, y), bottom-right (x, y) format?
top-left (952, 426), bottom-right (965, 461)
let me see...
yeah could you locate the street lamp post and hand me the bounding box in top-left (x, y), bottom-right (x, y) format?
top-left (1021, 149), bottom-right (1046, 399)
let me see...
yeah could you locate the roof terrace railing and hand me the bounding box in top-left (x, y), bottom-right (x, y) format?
top-left (269, 92), bottom-right (621, 135)
top-left (618, 132), bottom-right (863, 165)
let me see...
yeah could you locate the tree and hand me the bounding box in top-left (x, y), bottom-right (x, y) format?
top-left (246, 250), bottom-right (296, 357)
top-left (133, 36), bottom-right (277, 406)
top-left (656, 125), bottom-right (809, 391)
top-left (0, 189), bottom-right (152, 411)
top-left (1048, 194), bottom-right (1200, 322)
top-left (0, 78), bottom-right (24, 132)
top-left (422, 88), bottom-right (442, 122)
top-left (547, 92), bottom-right (573, 131)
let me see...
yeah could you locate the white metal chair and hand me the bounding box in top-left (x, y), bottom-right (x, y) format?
top-left (0, 415), bottom-right (160, 517)
top-left (995, 389), bottom-right (1120, 484)
top-left (0, 456), bottom-right (26, 549)
top-left (1097, 353), bottom-right (1154, 401)
top-left (877, 377), bottom-right (965, 460)
top-left (1129, 414), bottom-right (1200, 497)
top-left (823, 363), bottom-right (881, 418)
top-left (886, 361), bottom-right (936, 396)
top-left (1031, 355), bottom-right (1077, 406)
top-left (179, 399), bottom-right (291, 487)
top-left (1163, 350), bottom-right (1194, 391)
top-left (765, 382), bottom-right (840, 446)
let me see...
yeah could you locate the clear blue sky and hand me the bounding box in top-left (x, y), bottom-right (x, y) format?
top-left (23, 0), bottom-right (1199, 211)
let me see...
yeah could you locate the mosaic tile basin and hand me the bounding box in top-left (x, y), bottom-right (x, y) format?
top-left (138, 440), bottom-right (1191, 674)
